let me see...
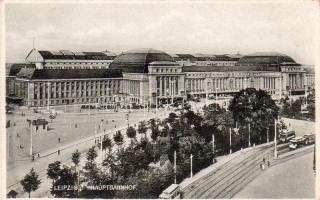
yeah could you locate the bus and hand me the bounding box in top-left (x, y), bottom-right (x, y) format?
top-left (279, 130), bottom-right (296, 143)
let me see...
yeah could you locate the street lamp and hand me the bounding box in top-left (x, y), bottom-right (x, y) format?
top-left (190, 154), bottom-right (193, 178)
top-left (229, 128), bottom-right (232, 154)
top-left (274, 117), bottom-right (279, 158)
top-left (248, 123), bottom-right (251, 147)
top-left (212, 133), bottom-right (215, 163)
top-left (30, 121), bottom-right (33, 156)
top-left (174, 150), bottom-right (177, 184)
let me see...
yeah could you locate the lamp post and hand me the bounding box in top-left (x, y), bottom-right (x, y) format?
top-left (248, 123), bottom-right (251, 147)
top-left (274, 118), bottom-right (278, 158)
top-left (190, 154), bottom-right (193, 178)
top-left (174, 150), bottom-right (177, 184)
top-left (229, 127), bottom-right (232, 154)
top-left (47, 82), bottom-right (50, 111)
top-left (30, 122), bottom-right (33, 156)
top-left (171, 79), bottom-right (174, 105)
top-left (212, 133), bottom-right (215, 163)
top-left (100, 136), bottom-right (103, 163)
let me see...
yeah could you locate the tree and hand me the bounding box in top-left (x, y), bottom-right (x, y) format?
top-left (51, 165), bottom-right (77, 198)
top-left (113, 131), bottom-right (124, 150)
top-left (102, 136), bottom-right (112, 152)
top-left (72, 150), bottom-right (81, 171)
top-left (86, 146), bottom-right (97, 162)
top-left (229, 88), bottom-right (279, 146)
top-left (83, 147), bottom-right (102, 186)
top-left (151, 125), bottom-right (160, 141)
top-left (166, 112), bottom-right (178, 124)
top-left (307, 91), bottom-right (315, 120)
top-left (47, 161), bottom-right (61, 184)
top-left (20, 168), bottom-right (41, 198)
top-left (126, 126), bottom-right (137, 141)
top-left (137, 121), bottom-right (148, 138)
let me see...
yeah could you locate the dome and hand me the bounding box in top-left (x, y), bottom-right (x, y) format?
top-left (109, 48), bottom-right (174, 73)
top-left (237, 52), bottom-right (299, 67)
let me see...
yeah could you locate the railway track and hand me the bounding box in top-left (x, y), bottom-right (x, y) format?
top-left (181, 142), bottom-right (313, 199)
top-left (182, 145), bottom-right (272, 198)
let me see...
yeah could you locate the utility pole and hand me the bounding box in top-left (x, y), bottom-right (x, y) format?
top-left (248, 123), bottom-right (251, 147)
top-left (100, 136), bottom-right (103, 163)
top-left (174, 150), bottom-right (177, 184)
top-left (171, 79), bottom-right (174, 105)
top-left (30, 123), bottom-right (33, 156)
top-left (190, 154), bottom-right (193, 178)
top-left (229, 127), bottom-right (232, 154)
top-left (212, 134), bottom-right (215, 163)
top-left (274, 118), bottom-right (278, 158)
top-left (267, 127), bottom-right (269, 143)
top-left (47, 82), bottom-right (50, 111)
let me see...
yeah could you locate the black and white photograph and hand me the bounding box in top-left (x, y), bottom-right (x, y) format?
top-left (2, 0), bottom-right (318, 199)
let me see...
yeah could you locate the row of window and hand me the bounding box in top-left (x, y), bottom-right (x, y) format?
top-left (155, 68), bottom-right (179, 73)
top-left (34, 90), bottom-right (119, 99)
top-left (45, 66), bottom-right (109, 69)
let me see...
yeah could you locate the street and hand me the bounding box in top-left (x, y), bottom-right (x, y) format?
top-left (234, 151), bottom-right (315, 198)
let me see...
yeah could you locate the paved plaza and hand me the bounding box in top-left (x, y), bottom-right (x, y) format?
top-left (6, 106), bottom-right (170, 197)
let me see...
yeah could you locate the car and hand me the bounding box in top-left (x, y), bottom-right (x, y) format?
top-left (289, 136), bottom-right (307, 150)
top-left (303, 133), bottom-right (315, 145)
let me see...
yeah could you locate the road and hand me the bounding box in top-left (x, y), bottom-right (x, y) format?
top-left (282, 118), bottom-right (315, 136)
top-left (234, 151), bottom-right (315, 198)
top-left (6, 106), bottom-right (171, 197)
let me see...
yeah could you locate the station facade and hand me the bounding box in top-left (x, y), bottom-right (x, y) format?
top-left (7, 48), bottom-right (315, 108)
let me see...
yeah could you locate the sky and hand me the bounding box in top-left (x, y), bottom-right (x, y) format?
top-left (5, 1), bottom-right (318, 65)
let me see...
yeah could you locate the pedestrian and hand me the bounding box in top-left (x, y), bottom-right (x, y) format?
top-left (13, 122), bottom-right (16, 126)
top-left (31, 155), bottom-right (35, 161)
top-left (115, 125), bottom-right (116, 128)
top-left (259, 163), bottom-right (262, 170)
top-left (38, 153), bottom-right (40, 158)
top-left (75, 124), bottom-right (77, 128)
top-left (58, 138), bottom-right (61, 143)
top-left (263, 157), bottom-right (266, 163)
top-left (16, 133), bottom-right (19, 137)
top-left (58, 149), bottom-right (60, 155)
top-left (262, 164), bottom-right (265, 170)
top-left (267, 160), bottom-right (270, 167)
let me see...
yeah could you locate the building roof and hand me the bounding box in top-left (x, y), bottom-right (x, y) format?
top-left (237, 52), bottom-right (298, 67)
top-left (16, 68), bottom-right (123, 80)
top-left (182, 65), bottom-right (280, 72)
top-left (109, 48), bottom-right (174, 73)
top-left (303, 66), bottom-right (315, 74)
top-left (37, 50), bottom-right (117, 60)
top-left (149, 61), bottom-right (180, 66)
top-left (176, 54), bottom-right (196, 60)
top-left (7, 63), bottom-right (36, 76)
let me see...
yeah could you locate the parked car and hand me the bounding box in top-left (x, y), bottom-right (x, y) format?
top-left (289, 136), bottom-right (307, 150)
top-left (303, 133), bottom-right (315, 145)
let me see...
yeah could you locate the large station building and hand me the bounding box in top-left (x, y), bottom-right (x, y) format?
top-left (6, 48), bottom-right (315, 108)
